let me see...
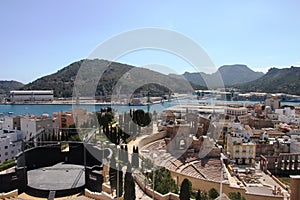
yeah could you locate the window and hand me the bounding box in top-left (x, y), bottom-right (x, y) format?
top-left (4, 146), bottom-right (8, 149)
top-left (5, 152), bottom-right (8, 156)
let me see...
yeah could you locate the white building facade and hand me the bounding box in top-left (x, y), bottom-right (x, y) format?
top-left (20, 116), bottom-right (56, 141)
top-left (0, 129), bottom-right (23, 164)
top-left (10, 90), bottom-right (54, 102)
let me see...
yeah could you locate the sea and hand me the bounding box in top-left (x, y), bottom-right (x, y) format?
top-left (0, 99), bottom-right (299, 117)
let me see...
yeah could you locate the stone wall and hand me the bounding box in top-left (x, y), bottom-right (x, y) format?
top-left (134, 173), bottom-right (180, 200)
top-left (170, 170), bottom-right (283, 200)
top-left (137, 129), bottom-right (285, 200)
top-left (138, 131), bottom-right (167, 149)
top-left (290, 176), bottom-right (300, 200)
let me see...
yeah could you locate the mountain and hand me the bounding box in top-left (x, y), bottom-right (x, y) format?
top-left (179, 64), bottom-right (264, 88)
top-left (181, 72), bottom-right (207, 86)
top-left (0, 81), bottom-right (24, 95)
top-left (22, 60), bottom-right (84, 97)
top-left (235, 66), bottom-right (300, 95)
top-left (216, 64), bottom-right (264, 86)
top-left (22, 59), bottom-right (195, 98)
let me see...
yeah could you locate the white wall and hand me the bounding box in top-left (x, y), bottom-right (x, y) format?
top-left (2, 116), bottom-right (14, 130)
top-left (0, 137), bottom-right (10, 163)
top-left (0, 131), bottom-right (22, 163)
top-left (20, 118), bottom-right (37, 141)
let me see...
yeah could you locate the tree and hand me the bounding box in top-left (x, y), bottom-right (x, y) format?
top-left (109, 155), bottom-right (117, 192)
top-left (147, 167), bottom-right (178, 195)
top-left (131, 109), bottom-right (152, 127)
top-left (196, 190), bottom-right (201, 200)
top-left (196, 190), bottom-right (208, 200)
top-left (229, 192), bottom-right (246, 200)
top-left (119, 145), bottom-right (125, 163)
top-left (141, 157), bottom-right (152, 172)
top-left (179, 178), bottom-right (192, 200)
top-left (124, 145), bottom-right (129, 163)
top-left (68, 124), bottom-right (80, 141)
top-left (117, 164), bottom-right (123, 197)
top-left (208, 188), bottom-right (219, 200)
top-left (132, 146), bottom-right (139, 168)
top-left (124, 164), bottom-right (136, 200)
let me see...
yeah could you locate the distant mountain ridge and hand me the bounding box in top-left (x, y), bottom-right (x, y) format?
top-left (0, 81), bottom-right (24, 95)
top-left (21, 59), bottom-right (195, 98)
top-left (234, 66), bottom-right (300, 95)
top-left (1, 61), bottom-right (299, 97)
top-left (217, 64), bottom-right (264, 86)
top-left (174, 64), bottom-right (264, 87)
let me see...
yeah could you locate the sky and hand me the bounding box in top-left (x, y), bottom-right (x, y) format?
top-left (1, 0), bottom-right (300, 83)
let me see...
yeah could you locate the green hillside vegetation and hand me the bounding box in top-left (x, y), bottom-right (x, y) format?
top-left (0, 81), bottom-right (24, 95)
top-left (7, 61), bottom-right (299, 97)
top-left (22, 59), bottom-right (195, 98)
top-left (235, 66), bottom-right (300, 95)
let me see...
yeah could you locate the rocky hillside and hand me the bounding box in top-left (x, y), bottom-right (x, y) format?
top-left (179, 64), bottom-right (264, 88)
top-left (217, 64), bottom-right (264, 86)
top-left (22, 59), bottom-right (195, 98)
top-left (235, 66), bottom-right (300, 95)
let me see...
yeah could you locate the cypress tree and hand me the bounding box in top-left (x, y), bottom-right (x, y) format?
top-left (120, 145), bottom-right (124, 162)
top-left (117, 164), bottom-right (123, 197)
top-left (109, 155), bottom-right (117, 191)
top-left (196, 190), bottom-right (201, 200)
top-left (179, 178), bottom-right (192, 200)
top-left (124, 164), bottom-right (136, 200)
top-left (124, 145), bottom-right (128, 163)
top-left (132, 146), bottom-right (139, 168)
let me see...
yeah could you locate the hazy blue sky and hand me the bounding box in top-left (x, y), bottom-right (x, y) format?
top-left (1, 0), bottom-right (300, 83)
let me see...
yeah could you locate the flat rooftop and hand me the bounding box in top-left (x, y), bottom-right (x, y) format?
top-left (27, 163), bottom-right (85, 191)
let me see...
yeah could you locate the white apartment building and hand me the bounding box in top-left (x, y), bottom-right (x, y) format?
top-left (21, 116), bottom-right (57, 141)
top-left (0, 115), bottom-right (58, 164)
top-left (0, 129), bottom-right (23, 164)
top-left (275, 107), bottom-right (295, 123)
top-left (226, 134), bottom-right (256, 165)
top-left (1, 116), bottom-right (13, 130)
top-left (225, 123), bottom-right (256, 165)
top-left (1, 116), bottom-right (21, 130)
